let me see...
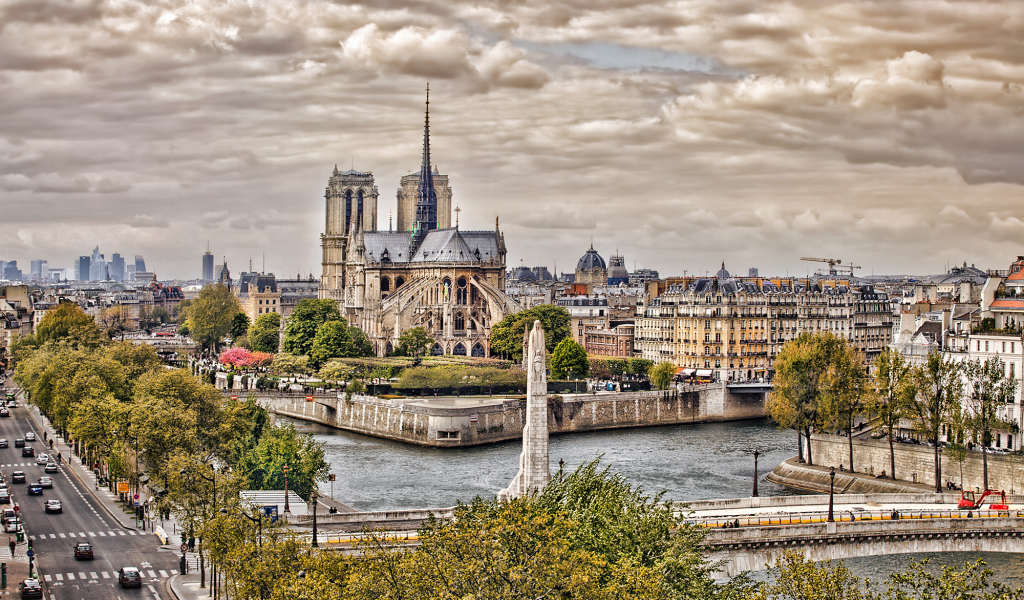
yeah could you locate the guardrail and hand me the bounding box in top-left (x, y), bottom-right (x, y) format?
top-left (690, 508), bottom-right (1020, 529)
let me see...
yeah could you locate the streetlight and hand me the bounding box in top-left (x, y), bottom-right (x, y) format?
top-left (752, 450), bottom-right (760, 498)
top-left (283, 464), bottom-right (290, 514)
top-left (828, 466), bottom-right (835, 522)
top-left (311, 490), bottom-right (319, 547)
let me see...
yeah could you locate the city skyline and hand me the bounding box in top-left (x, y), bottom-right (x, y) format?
top-left (1, 1), bottom-right (1021, 279)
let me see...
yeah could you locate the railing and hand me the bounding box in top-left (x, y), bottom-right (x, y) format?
top-left (688, 508), bottom-right (1021, 529)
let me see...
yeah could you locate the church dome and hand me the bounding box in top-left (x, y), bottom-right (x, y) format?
top-left (577, 247), bottom-right (606, 271)
top-left (716, 262), bottom-right (730, 280)
top-left (511, 266), bottom-right (538, 281)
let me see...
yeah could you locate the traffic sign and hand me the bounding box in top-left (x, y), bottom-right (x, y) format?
top-left (180, 543), bottom-right (188, 553)
top-left (134, 500), bottom-right (139, 507)
top-left (133, 494), bottom-right (139, 500)
top-left (26, 550), bottom-right (33, 558)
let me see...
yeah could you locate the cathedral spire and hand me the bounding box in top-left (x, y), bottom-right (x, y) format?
top-left (412, 83), bottom-right (438, 252)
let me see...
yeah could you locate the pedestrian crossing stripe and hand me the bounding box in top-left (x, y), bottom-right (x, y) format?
top-left (29, 530), bottom-right (141, 540)
top-left (44, 571), bottom-right (173, 582)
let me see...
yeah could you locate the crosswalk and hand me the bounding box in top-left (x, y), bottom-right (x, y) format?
top-left (43, 569), bottom-right (172, 582)
top-left (1, 462), bottom-right (53, 467)
top-left (29, 529), bottom-right (146, 540)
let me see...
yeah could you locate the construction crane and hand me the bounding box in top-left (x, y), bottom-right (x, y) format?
top-left (835, 262), bottom-right (861, 276)
top-left (800, 257), bottom-right (842, 276)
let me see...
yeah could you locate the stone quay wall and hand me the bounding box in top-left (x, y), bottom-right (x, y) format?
top-left (806, 434), bottom-right (1024, 493)
top-left (262, 383), bottom-right (766, 447)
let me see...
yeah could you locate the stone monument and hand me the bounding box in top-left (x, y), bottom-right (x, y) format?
top-left (499, 320), bottom-right (550, 501)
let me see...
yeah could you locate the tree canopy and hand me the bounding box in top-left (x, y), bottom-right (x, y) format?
top-left (247, 312), bottom-right (281, 353)
top-left (551, 337), bottom-right (589, 380)
top-left (230, 312), bottom-right (251, 343)
top-left (396, 326), bottom-right (434, 358)
top-left (489, 305), bottom-right (571, 360)
top-left (35, 302), bottom-right (105, 348)
top-left (650, 361), bottom-right (675, 390)
top-left (187, 284), bottom-right (242, 354)
top-left (283, 299), bottom-right (343, 356)
top-left (310, 320), bottom-right (354, 369)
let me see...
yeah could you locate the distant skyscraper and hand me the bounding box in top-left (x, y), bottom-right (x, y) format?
top-left (749, 267), bottom-right (759, 277)
top-left (127, 264), bottom-right (136, 280)
top-left (30, 260), bottom-right (48, 280)
top-left (109, 253), bottom-right (126, 282)
top-left (202, 247), bottom-right (214, 281)
top-left (2, 261), bottom-right (21, 281)
top-left (76, 256), bottom-right (91, 281)
top-left (89, 247), bottom-right (106, 281)
top-left (135, 255), bottom-right (146, 274)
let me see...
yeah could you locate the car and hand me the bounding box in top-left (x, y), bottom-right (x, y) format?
top-left (0, 439), bottom-right (7, 448)
top-left (44, 463), bottom-right (57, 473)
top-left (35, 454), bottom-right (48, 465)
top-left (0, 481), bottom-right (7, 490)
top-left (26, 483), bottom-right (41, 495)
top-left (23, 433), bottom-right (34, 442)
top-left (20, 447), bottom-right (33, 458)
top-left (1, 509), bottom-right (15, 524)
top-left (13, 439), bottom-right (23, 448)
top-left (11, 472), bottom-right (24, 484)
top-left (0, 490), bottom-right (10, 504)
top-left (4, 518), bottom-right (21, 533)
top-left (38, 477), bottom-right (52, 489)
top-left (118, 567), bottom-right (142, 589)
top-left (74, 542), bottom-right (94, 560)
top-left (19, 579), bottom-right (42, 599)
top-left (0, 409), bottom-right (8, 418)
top-left (44, 499), bottom-right (61, 513)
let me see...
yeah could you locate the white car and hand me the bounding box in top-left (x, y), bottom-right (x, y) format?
top-left (35, 454), bottom-right (49, 465)
top-left (38, 477), bottom-right (52, 489)
top-left (4, 519), bottom-right (20, 533)
top-left (23, 433), bottom-right (34, 442)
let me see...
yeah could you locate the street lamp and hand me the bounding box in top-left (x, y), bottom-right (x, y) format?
top-left (283, 464), bottom-right (291, 514)
top-left (752, 449), bottom-right (760, 498)
top-left (828, 466), bottom-right (835, 522)
top-left (311, 490), bottom-right (319, 547)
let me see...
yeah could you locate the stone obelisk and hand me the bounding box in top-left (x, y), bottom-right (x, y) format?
top-left (499, 320), bottom-right (550, 501)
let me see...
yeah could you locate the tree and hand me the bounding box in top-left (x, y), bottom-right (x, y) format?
top-left (871, 347), bottom-right (913, 481)
top-left (551, 337), bottom-right (589, 380)
top-left (247, 312), bottom-right (281, 353)
top-left (963, 356), bottom-right (1019, 489)
top-left (650, 361), bottom-right (675, 390)
top-left (910, 350), bottom-right (964, 493)
top-left (188, 284), bottom-right (242, 354)
top-left (230, 312), bottom-right (251, 343)
top-left (220, 348), bottom-right (253, 370)
top-left (35, 302), bottom-right (105, 347)
top-left (397, 326), bottom-right (434, 358)
top-left (233, 422), bottom-right (329, 501)
top-left (767, 333), bottom-right (851, 466)
top-left (98, 305), bottom-right (132, 340)
top-left (627, 358), bottom-right (655, 377)
top-left (309, 320), bottom-right (353, 369)
top-left (282, 299), bottom-right (343, 357)
top-left (270, 353), bottom-right (310, 381)
top-left (489, 305), bottom-right (571, 361)
top-left (820, 342), bottom-right (867, 473)
top-left (349, 326), bottom-right (375, 357)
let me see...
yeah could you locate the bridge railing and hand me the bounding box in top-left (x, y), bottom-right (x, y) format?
top-left (688, 508), bottom-right (1022, 529)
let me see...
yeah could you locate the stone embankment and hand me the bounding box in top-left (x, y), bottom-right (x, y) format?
top-left (248, 383), bottom-right (766, 447)
top-left (769, 433), bottom-right (1024, 494)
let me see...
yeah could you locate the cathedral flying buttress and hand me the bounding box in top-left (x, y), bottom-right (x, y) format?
top-left (319, 88), bottom-right (520, 357)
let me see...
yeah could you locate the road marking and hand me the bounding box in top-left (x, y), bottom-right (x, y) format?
top-left (78, 572), bottom-right (86, 579)
top-left (147, 570), bottom-right (157, 578)
top-left (66, 573), bottom-right (73, 580)
top-left (55, 573), bottom-right (63, 581)
top-left (90, 572), bottom-right (98, 579)
top-left (159, 570), bottom-right (168, 577)
top-left (117, 531), bottom-right (126, 536)
top-left (101, 571), bottom-right (110, 578)
top-left (98, 531), bottom-right (106, 536)
top-left (43, 575), bottom-right (51, 582)
top-left (78, 532), bottom-right (86, 537)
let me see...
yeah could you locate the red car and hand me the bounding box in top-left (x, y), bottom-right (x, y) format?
top-left (74, 542), bottom-right (93, 560)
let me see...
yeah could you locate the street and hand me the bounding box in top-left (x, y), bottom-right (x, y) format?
top-left (0, 385), bottom-right (180, 600)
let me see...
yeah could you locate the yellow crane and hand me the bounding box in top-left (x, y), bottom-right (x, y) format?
top-left (800, 256), bottom-right (842, 276)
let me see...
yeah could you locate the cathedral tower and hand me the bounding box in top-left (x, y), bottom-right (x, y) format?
top-left (411, 84), bottom-right (438, 253)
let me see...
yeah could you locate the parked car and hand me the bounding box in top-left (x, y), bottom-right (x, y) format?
top-left (5, 518), bottom-right (21, 533)
top-left (11, 471), bottom-right (25, 484)
top-left (26, 483), bottom-right (42, 495)
top-left (44, 463), bottom-right (57, 473)
top-left (19, 579), bottom-right (42, 599)
top-left (0, 439), bottom-right (7, 448)
top-left (74, 542), bottom-right (93, 560)
top-left (44, 500), bottom-right (61, 514)
top-left (35, 454), bottom-right (48, 465)
top-left (23, 433), bottom-right (34, 442)
top-left (1, 508), bottom-right (16, 524)
top-left (13, 439), bottom-right (23, 448)
top-left (0, 490), bottom-right (10, 504)
top-left (0, 409), bottom-right (8, 418)
top-left (118, 567), bottom-right (142, 589)
top-left (38, 477), bottom-right (52, 489)
top-left (20, 447), bottom-right (33, 458)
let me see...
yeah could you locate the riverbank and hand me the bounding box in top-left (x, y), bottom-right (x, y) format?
top-left (767, 457), bottom-right (941, 495)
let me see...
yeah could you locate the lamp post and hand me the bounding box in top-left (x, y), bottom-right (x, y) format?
top-left (828, 466), bottom-right (835, 522)
top-left (311, 490), bottom-right (319, 547)
top-left (752, 449), bottom-right (760, 497)
top-left (283, 464), bottom-right (290, 514)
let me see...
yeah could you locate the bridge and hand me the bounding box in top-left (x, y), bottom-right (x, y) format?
top-left (726, 382), bottom-right (773, 394)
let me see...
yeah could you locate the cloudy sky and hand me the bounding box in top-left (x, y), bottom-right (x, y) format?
top-left (2, 0), bottom-right (1023, 280)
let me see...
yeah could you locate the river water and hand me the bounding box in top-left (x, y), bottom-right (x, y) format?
top-left (280, 416), bottom-right (1024, 585)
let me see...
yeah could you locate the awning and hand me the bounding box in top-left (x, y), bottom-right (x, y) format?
top-left (695, 369), bottom-right (713, 377)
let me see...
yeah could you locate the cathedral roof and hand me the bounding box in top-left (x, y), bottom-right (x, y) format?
top-left (415, 228), bottom-right (477, 262)
top-left (363, 228), bottom-right (501, 264)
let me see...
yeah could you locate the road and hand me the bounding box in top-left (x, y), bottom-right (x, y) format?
top-left (0, 384), bottom-right (179, 600)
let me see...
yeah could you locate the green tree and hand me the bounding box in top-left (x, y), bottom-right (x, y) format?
top-left (871, 347), bottom-right (913, 481)
top-left (910, 350), bottom-right (964, 492)
top-left (270, 353), bottom-right (310, 381)
top-left (551, 337), bottom-right (589, 380)
top-left (349, 326), bottom-right (375, 357)
top-left (397, 326), bottom-right (434, 358)
top-left (963, 356), bottom-right (1019, 489)
top-left (282, 299), bottom-right (343, 357)
top-left (230, 312), bottom-right (251, 343)
top-left (188, 284), bottom-right (242, 354)
top-left (489, 305), bottom-right (571, 361)
top-left (234, 422), bottom-right (329, 501)
top-left (309, 320), bottom-right (353, 369)
top-left (247, 312), bottom-right (281, 353)
top-left (820, 342), bottom-right (868, 473)
top-left (628, 358), bottom-right (655, 377)
top-left (650, 361), bottom-right (675, 390)
top-left (35, 302), bottom-right (105, 348)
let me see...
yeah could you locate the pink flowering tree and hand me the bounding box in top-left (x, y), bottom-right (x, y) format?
top-left (249, 351), bottom-right (275, 370)
top-left (220, 347), bottom-right (252, 370)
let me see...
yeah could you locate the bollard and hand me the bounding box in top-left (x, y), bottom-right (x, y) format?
top-left (2, 562), bottom-right (6, 588)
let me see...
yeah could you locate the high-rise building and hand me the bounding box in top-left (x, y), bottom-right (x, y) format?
top-left (76, 256), bottom-right (91, 281)
top-left (202, 248), bottom-right (214, 281)
top-left (30, 260), bottom-right (48, 280)
top-left (134, 255), bottom-right (146, 275)
top-left (2, 261), bottom-right (22, 281)
top-left (109, 253), bottom-right (126, 282)
top-left (127, 264), bottom-right (136, 280)
top-left (89, 247), bottom-right (106, 281)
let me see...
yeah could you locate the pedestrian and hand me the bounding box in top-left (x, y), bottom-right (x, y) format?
top-left (57, 452), bottom-right (61, 463)
top-left (9, 537), bottom-right (15, 556)
top-left (49, 440), bottom-right (53, 450)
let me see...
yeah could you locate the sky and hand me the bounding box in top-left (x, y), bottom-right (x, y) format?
top-left (1, 0), bottom-right (1023, 281)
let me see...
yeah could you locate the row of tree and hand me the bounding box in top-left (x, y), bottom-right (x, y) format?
top-left (768, 333), bottom-right (1018, 491)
